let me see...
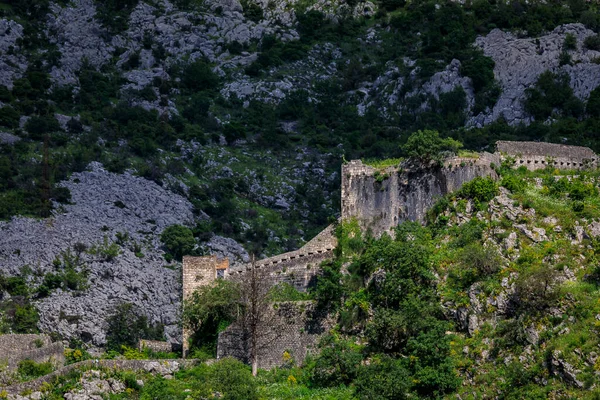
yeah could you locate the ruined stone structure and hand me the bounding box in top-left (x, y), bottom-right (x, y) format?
top-left (0, 334), bottom-right (64, 375)
top-left (217, 302), bottom-right (332, 370)
top-left (496, 141), bottom-right (597, 171)
top-left (183, 140), bottom-right (599, 367)
top-left (341, 153), bottom-right (501, 237)
top-left (181, 225), bottom-right (336, 357)
top-left (138, 339), bottom-right (174, 354)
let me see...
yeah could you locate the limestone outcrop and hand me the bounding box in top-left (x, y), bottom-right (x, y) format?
top-left (0, 162), bottom-right (195, 345)
top-left (472, 23), bottom-right (600, 126)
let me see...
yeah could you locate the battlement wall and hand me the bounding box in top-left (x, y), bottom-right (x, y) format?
top-left (342, 153), bottom-right (500, 237)
top-left (228, 225), bottom-right (336, 291)
top-left (496, 141), bottom-right (597, 171)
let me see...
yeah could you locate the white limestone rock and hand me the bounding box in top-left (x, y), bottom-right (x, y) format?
top-left (471, 23), bottom-right (600, 126)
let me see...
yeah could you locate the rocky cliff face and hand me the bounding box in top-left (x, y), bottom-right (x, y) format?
top-left (472, 23), bottom-right (600, 127)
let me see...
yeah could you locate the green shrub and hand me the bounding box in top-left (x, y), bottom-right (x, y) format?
top-left (524, 71), bottom-right (584, 120)
top-left (88, 236), bottom-right (120, 262)
top-left (584, 34), bottom-right (600, 51)
top-left (17, 359), bottom-right (53, 380)
top-left (160, 224), bottom-right (196, 261)
top-left (452, 218), bottom-right (486, 248)
top-left (268, 282), bottom-right (311, 301)
top-left (182, 279), bottom-right (241, 353)
top-left (307, 334), bottom-right (364, 388)
top-left (458, 176), bottom-right (498, 203)
top-left (401, 130), bottom-right (463, 163)
top-left (181, 59), bottom-right (219, 93)
top-left (564, 33), bottom-right (577, 50)
top-left (501, 175), bottom-right (526, 194)
top-left (105, 303), bottom-right (164, 351)
top-left (354, 356), bottom-right (411, 399)
top-left (12, 303), bottom-right (39, 333)
top-left (587, 87), bottom-right (600, 117)
top-left (241, 0), bottom-right (263, 22)
top-left (209, 358), bottom-right (258, 400)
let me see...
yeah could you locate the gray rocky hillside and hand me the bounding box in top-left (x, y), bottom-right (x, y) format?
top-left (2, 0), bottom-right (600, 348)
top-left (1, 1), bottom-right (598, 126)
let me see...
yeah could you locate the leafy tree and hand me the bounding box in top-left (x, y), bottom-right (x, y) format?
top-left (160, 225), bottom-right (196, 261)
top-left (105, 303), bottom-right (164, 351)
top-left (181, 59), bottom-right (219, 93)
top-left (308, 334), bottom-right (364, 387)
top-left (401, 130), bottom-right (462, 163)
top-left (458, 176), bottom-right (499, 203)
top-left (354, 355), bottom-right (411, 399)
top-left (584, 34), bottom-right (600, 51)
top-left (461, 51), bottom-right (496, 92)
top-left (183, 279), bottom-right (241, 353)
top-left (511, 266), bottom-right (560, 316)
top-left (524, 71), bottom-right (584, 120)
top-left (587, 87), bottom-right (600, 117)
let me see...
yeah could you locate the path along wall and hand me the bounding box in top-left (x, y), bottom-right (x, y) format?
top-left (341, 153), bottom-right (501, 237)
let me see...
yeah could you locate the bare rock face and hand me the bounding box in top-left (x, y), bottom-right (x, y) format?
top-left (472, 23), bottom-right (600, 126)
top-left (0, 19), bottom-right (27, 89)
top-left (420, 59), bottom-right (475, 113)
top-left (0, 132), bottom-right (20, 145)
top-left (47, 0), bottom-right (114, 86)
top-left (0, 163), bottom-right (197, 345)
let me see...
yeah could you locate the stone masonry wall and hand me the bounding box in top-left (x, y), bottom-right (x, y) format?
top-left (216, 302), bottom-right (332, 370)
top-left (3, 343), bottom-right (65, 370)
top-left (228, 224), bottom-right (337, 292)
top-left (0, 334), bottom-right (64, 374)
top-left (496, 141), bottom-right (597, 171)
top-left (341, 153), bottom-right (501, 237)
top-left (0, 334), bottom-right (51, 354)
top-left (182, 255), bottom-right (220, 355)
top-left (138, 339), bottom-right (173, 353)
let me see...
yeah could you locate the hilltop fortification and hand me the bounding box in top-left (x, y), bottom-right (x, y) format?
top-left (182, 140), bottom-right (598, 367)
top-left (342, 153), bottom-right (501, 237)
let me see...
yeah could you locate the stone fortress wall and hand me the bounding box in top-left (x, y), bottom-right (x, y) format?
top-left (181, 225), bottom-right (337, 360)
top-left (496, 141), bottom-right (597, 171)
top-left (217, 302), bottom-right (333, 370)
top-left (341, 152), bottom-right (501, 237)
top-left (182, 140), bottom-right (598, 367)
top-left (0, 334), bottom-right (65, 373)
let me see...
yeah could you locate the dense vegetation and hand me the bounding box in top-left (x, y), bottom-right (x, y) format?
top-left (17, 162), bottom-right (600, 398)
top-left (0, 0), bottom-right (600, 257)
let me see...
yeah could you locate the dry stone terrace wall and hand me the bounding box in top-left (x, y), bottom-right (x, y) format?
top-left (496, 141), bottom-right (598, 171)
top-left (0, 335), bottom-right (65, 376)
top-left (341, 154), bottom-right (501, 237)
top-left (0, 334), bottom-right (51, 353)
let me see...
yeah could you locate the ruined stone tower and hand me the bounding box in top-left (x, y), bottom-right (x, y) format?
top-left (181, 255), bottom-right (229, 355)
